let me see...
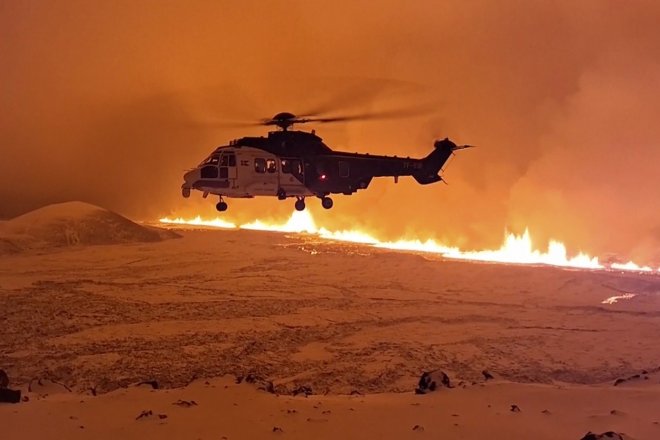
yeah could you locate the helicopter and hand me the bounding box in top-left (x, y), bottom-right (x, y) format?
top-left (181, 111), bottom-right (471, 212)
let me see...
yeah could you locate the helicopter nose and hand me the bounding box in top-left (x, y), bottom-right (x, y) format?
top-left (183, 168), bottom-right (201, 184)
top-left (181, 169), bottom-right (198, 198)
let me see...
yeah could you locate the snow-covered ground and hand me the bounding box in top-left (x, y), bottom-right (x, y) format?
top-left (1, 204), bottom-right (659, 439)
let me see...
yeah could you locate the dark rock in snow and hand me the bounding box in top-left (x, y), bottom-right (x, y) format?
top-left (482, 370), bottom-right (495, 380)
top-left (580, 431), bottom-right (625, 440)
top-left (0, 370), bottom-right (21, 404)
top-left (237, 373), bottom-right (274, 393)
top-left (136, 380), bottom-right (159, 390)
top-left (0, 388), bottom-right (21, 404)
top-left (415, 370), bottom-right (452, 394)
top-left (28, 378), bottom-right (71, 394)
top-left (510, 404), bottom-right (521, 412)
top-left (173, 399), bottom-right (198, 407)
top-left (292, 385), bottom-right (313, 397)
top-left (135, 410), bottom-right (153, 420)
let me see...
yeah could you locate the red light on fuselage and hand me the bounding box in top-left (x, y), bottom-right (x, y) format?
top-left (319, 174), bottom-right (327, 180)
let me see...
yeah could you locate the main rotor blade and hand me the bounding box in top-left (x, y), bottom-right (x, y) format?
top-left (188, 119), bottom-right (265, 128)
top-left (297, 78), bottom-right (428, 118)
top-left (299, 104), bottom-right (434, 124)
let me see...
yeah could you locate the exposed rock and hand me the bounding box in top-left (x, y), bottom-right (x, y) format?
top-left (613, 367), bottom-right (660, 386)
top-left (28, 378), bottom-right (71, 395)
top-left (273, 384), bottom-right (289, 395)
top-left (135, 410), bottom-right (153, 420)
top-left (136, 380), bottom-right (160, 390)
top-left (415, 370), bottom-right (452, 394)
top-left (173, 399), bottom-right (198, 407)
top-left (580, 431), bottom-right (625, 440)
top-left (0, 388), bottom-right (21, 404)
top-left (0, 369), bottom-right (8, 388)
top-left (412, 424), bottom-right (425, 432)
top-left (510, 404), bottom-right (521, 412)
top-left (0, 370), bottom-right (20, 404)
top-left (272, 426), bottom-right (284, 433)
top-left (236, 374), bottom-right (274, 394)
top-left (292, 385), bottom-right (313, 397)
top-left (482, 370), bottom-right (495, 380)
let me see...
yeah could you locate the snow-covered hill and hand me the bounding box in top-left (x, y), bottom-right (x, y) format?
top-left (0, 201), bottom-right (177, 253)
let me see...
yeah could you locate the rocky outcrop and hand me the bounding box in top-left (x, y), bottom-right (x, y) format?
top-left (415, 370), bottom-right (452, 394)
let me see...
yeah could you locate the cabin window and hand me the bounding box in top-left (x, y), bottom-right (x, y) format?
top-left (201, 165), bottom-right (218, 179)
top-left (228, 154), bottom-right (236, 167)
top-left (291, 160), bottom-right (303, 179)
top-left (339, 161), bottom-right (350, 178)
top-left (254, 158), bottom-right (266, 173)
top-left (266, 159), bottom-right (277, 173)
top-left (281, 159), bottom-right (303, 178)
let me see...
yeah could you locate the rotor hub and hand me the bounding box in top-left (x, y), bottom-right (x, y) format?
top-left (268, 112), bottom-right (298, 130)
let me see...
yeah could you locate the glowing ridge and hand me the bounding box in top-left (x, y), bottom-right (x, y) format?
top-left (159, 211), bottom-right (656, 273)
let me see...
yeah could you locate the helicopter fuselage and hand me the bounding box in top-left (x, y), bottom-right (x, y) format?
top-left (181, 129), bottom-right (463, 212)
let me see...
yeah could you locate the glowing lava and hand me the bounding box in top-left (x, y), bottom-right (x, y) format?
top-left (375, 230), bottom-right (602, 269)
top-left (160, 216), bottom-right (236, 229)
top-left (159, 211), bottom-right (658, 274)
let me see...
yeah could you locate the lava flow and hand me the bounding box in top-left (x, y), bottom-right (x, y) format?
top-left (159, 211), bottom-right (659, 274)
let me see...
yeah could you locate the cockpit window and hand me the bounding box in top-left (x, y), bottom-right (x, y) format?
top-left (200, 155), bottom-right (220, 166)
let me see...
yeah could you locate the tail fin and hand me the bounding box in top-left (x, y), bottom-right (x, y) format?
top-left (413, 138), bottom-right (460, 185)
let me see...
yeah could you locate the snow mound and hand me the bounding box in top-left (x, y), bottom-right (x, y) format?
top-left (0, 201), bottom-right (177, 252)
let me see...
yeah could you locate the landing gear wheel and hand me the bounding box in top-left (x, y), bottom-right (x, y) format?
top-left (216, 201), bottom-right (228, 212)
top-left (294, 198), bottom-right (306, 211)
top-left (321, 197), bottom-right (333, 209)
top-left (277, 188), bottom-right (287, 200)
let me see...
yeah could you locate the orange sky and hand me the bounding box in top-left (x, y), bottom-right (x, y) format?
top-left (2, 0), bottom-right (659, 261)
